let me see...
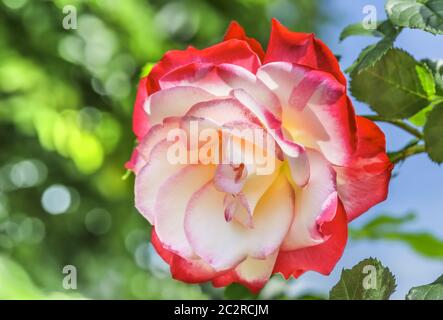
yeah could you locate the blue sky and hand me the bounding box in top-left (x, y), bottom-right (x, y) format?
top-left (281, 0), bottom-right (443, 299)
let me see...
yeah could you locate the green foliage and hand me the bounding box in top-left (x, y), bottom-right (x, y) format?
top-left (386, 0), bottom-right (443, 35)
top-left (329, 258), bottom-right (396, 300)
top-left (0, 255), bottom-right (84, 299)
top-left (409, 104), bottom-right (433, 126)
top-left (0, 0), bottom-right (326, 300)
top-left (406, 275), bottom-right (443, 300)
top-left (339, 21), bottom-right (384, 41)
top-left (350, 213), bottom-right (443, 259)
top-left (422, 59), bottom-right (443, 95)
top-left (350, 49), bottom-right (434, 118)
top-left (345, 21), bottom-right (400, 74)
top-left (424, 103), bottom-right (443, 163)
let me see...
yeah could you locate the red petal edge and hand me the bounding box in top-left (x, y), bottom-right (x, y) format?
top-left (264, 18), bottom-right (346, 86)
top-left (132, 77), bottom-right (149, 140)
top-left (223, 21), bottom-right (266, 62)
top-left (272, 199), bottom-right (348, 278)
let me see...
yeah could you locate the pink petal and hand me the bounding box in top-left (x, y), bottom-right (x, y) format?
top-left (184, 172), bottom-right (294, 270)
top-left (138, 118), bottom-right (180, 162)
top-left (134, 140), bottom-right (186, 224)
top-left (146, 86), bottom-right (216, 126)
top-left (257, 62), bottom-right (356, 166)
top-left (281, 149), bottom-right (338, 250)
top-left (214, 163), bottom-right (248, 194)
top-left (160, 62), bottom-right (281, 118)
top-left (154, 165), bottom-right (215, 258)
top-left (185, 97), bottom-right (261, 127)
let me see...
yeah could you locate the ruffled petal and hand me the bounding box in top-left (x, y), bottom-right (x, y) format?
top-left (224, 21), bottom-right (266, 62)
top-left (160, 63), bottom-right (281, 118)
top-left (264, 18), bottom-right (346, 86)
top-left (147, 39), bottom-right (261, 94)
top-left (257, 62), bottom-right (356, 166)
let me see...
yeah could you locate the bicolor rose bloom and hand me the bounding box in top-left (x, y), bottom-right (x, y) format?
top-left (127, 20), bottom-right (393, 292)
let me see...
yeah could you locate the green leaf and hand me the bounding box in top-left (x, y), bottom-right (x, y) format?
top-left (340, 22), bottom-right (384, 41)
top-left (329, 258), bottom-right (396, 300)
top-left (406, 275), bottom-right (443, 300)
top-left (346, 21), bottom-right (400, 74)
top-left (407, 63), bottom-right (436, 125)
top-left (350, 213), bottom-right (443, 259)
top-left (350, 48), bottom-right (433, 118)
top-left (386, 0), bottom-right (443, 35)
top-left (422, 59), bottom-right (443, 95)
top-left (409, 104), bottom-right (433, 126)
top-left (416, 64), bottom-right (437, 97)
top-left (424, 102), bottom-right (443, 163)
top-left (340, 20), bottom-right (397, 41)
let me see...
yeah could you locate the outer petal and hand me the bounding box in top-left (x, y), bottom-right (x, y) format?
top-left (185, 172), bottom-right (294, 270)
top-left (147, 39), bottom-right (261, 94)
top-left (125, 149), bottom-right (144, 174)
top-left (257, 62), bottom-right (356, 166)
top-left (132, 77), bottom-right (150, 140)
top-left (212, 252), bottom-right (278, 293)
top-left (224, 21), bottom-right (266, 62)
top-left (151, 229), bottom-right (219, 283)
top-left (135, 140), bottom-right (186, 224)
top-left (281, 149), bottom-right (337, 250)
top-left (264, 19), bottom-right (346, 86)
top-left (151, 228), bottom-right (174, 264)
top-left (273, 199), bottom-right (348, 278)
top-left (154, 165), bottom-right (215, 258)
top-left (335, 116), bottom-right (393, 221)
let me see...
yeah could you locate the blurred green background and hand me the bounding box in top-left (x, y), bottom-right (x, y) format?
top-left (0, 0), bottom-right (328, 299)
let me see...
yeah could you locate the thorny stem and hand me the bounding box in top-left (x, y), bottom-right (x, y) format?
top-left (388, 144), bottom-right (426, 164)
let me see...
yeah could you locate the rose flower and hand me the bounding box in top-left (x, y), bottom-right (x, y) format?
top-left (126, 20), bottom-right (393, 292)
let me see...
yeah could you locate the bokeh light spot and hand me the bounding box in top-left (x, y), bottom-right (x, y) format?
top-left (85, 208), bottom-right (112, 235)
top-left (41, 184), bottom-right (71, 215)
